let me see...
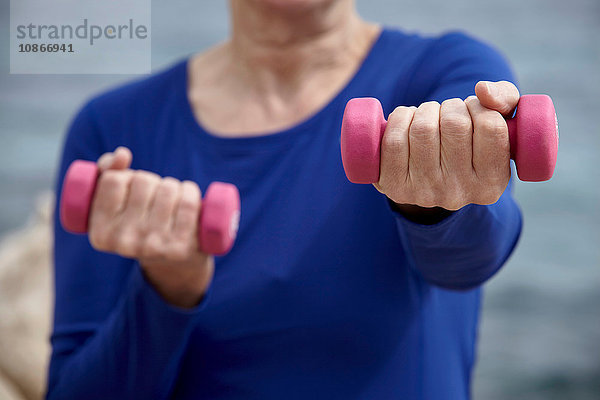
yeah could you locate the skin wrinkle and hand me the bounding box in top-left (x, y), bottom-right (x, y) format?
top-left (378, 81), bottom-right (518, 217)
top-left (188, 0), bottom-right (379, 136)
top-left (138, 173), bottom-right (163, 235)
top-left (83, 0), bottom-right (520, 306)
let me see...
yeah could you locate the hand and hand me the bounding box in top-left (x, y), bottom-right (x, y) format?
top-left (89, 147), bottom-right (214, 308)
top-left (374, 81), bottom-right (520, 217)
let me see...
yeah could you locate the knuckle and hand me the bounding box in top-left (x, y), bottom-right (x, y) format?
top-left (132, 170), bottom-right (160, 187)
top-left (447, 202), bottom-right (465, 211)
top-left (100, 170), bottom-right (126, 188)
top-left (478, 187), bottom-right (503, 205)
top-left (133, 214), bottom-right (152, 236)
top-left (378, 171), bottom-right (404, 197)
top-left (411, 119), bottom-right (438, 136)
top-left (441, 97), bottom-right (463, 108)
top-left (385, 190), bottom-right (409, 206)
top-left (182, 180), bottom-right (201, 196)
top-left (481, 117), bottom-right (507, 137)
top-left (491, 175), bottom-right (510, 194)
top-left (115, 231), bottom-right (142, 258)
top-left (179, 195), bottom-right (199, 214)
top-left (484, 193), bottom-right (501, 205)
top-left (464, 96), bottom-right (479, 109)
top-left (138, 223), bottom-right (152, 239)
top-left (142, 234), bottom-right (167, 259)
top-left (415, 188), bottom-right (437, 208)
top-left (441, 113), bottom-right (471, 135)
top-left (420, 100), bottom-right (440, 109)
top-left (418, 199), bottom-right (436, 209)
top-left (88, 227), bottom-right (108, 250)
top-left (180, 183), bottom-right (201, 211)
top-left (388, 106), bottom-right (414, 124)
top-left (155, 177), bottom-right (181, 201)
top-left (89, 221), bottom-right (118, 251)
top-left (439, 200), bottom-right (459, 211)
top-left (442, 189), bottom-right (467, 211)
top-left (382, 129), bottom-right (404, 153)
top-left (159, 177), bottom-right (180, 191)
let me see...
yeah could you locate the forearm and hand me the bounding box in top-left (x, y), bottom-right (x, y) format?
top-left (47, 267), bottom-right (204, 400)
top-left (394, 185), bottom-right (522, 290)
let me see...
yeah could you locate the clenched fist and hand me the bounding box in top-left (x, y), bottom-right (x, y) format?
top-left (374, 81), bottom-right (519, 216)
top-left (88, 147), bottom-right (213, 308)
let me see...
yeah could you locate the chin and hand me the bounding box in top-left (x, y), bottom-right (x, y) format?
top-left (247, 0), bottom-right (340, 12)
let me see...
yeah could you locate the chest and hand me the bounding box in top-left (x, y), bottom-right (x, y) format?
top-left (148, 97), bottom-right (424, 389)
top-left (185, 134), bottom-right (416, 350)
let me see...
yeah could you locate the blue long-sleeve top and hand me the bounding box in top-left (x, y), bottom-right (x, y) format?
top-left (48, 29), bottom-right (522, 400)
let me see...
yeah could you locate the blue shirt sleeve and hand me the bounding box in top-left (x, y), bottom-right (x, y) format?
top-left (47, 103), bottom-right (207, 399)
top-left (393, 32), bottom-right (523, 290)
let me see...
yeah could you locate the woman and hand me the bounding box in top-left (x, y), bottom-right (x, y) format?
top-left (48, 0), bottom-right (522, 399)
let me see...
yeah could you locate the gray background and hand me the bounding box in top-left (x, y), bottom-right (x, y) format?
top-left (0, 1), bottom-right (599, 399)
top-left (9, 0), bottom-right (151, 74)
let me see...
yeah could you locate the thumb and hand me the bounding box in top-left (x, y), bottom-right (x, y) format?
top-left (474, 80), bottom-right (520, 117)
top-left (97, 146), bottom-right (132, 172)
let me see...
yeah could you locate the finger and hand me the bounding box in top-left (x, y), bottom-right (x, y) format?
top-left (474, 80), bottom-right (520, 117)
top-left (90, 169), bottom-right (134, 223)
top-left (89, 170), bottom-right (134, 247)
top-left (111, 147), bottom-right (133, 169)
top-left (408, 101), bottom-right (441, 181)
top-left (465, 95), bottom-right (510, 182)
top-left (146, 177), bottom-right (181, 234)
top-left (172, 181), bottom-right (201, 242)
top-left (440, 98), bottom-right (473, 176)
top-left (120, 170), bottom-right (161, 227)
top-left (97, 146), bottom-right (133, 171)
top-left (376, 106), bottom-right (415, 192)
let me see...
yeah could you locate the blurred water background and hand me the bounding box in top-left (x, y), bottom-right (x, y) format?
top-left (0, 0), bottom-right (598, 399)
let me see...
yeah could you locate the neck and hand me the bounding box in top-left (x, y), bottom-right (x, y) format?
top-left (188, 1), bottom-right (380, 137)
top-left (227, 0), bottom-right (375, 93)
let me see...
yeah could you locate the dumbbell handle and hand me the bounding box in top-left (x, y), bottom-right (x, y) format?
top-left (341, 95), bottom-right (558, 183)
top-left (373, 118), bottom-right (526, 158)
top-left (59, 160), bottom-right (240, 256)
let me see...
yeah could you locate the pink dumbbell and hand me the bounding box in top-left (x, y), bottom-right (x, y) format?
top-left (341, 95), bottom-right (558, 183)
top-left (59, 160), bottom-right (240, 256)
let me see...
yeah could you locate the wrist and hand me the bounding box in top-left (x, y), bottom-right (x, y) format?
top-left (140, 259), bottom-right (214, 309)
top-left (388, 198), bottom-right (453, 225)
